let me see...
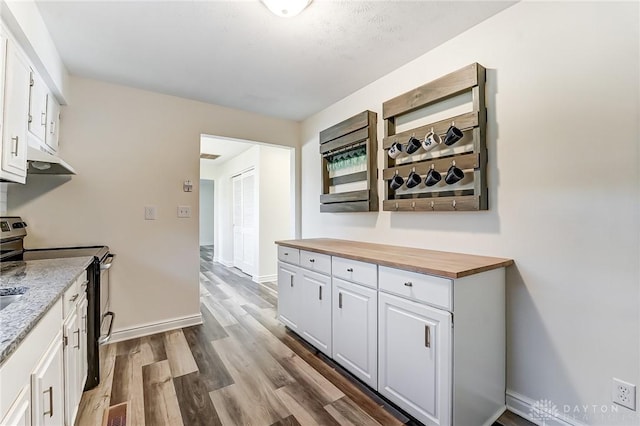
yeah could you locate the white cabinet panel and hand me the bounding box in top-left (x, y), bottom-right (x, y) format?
top-left (31, 332), bottom-right (64, 426)
top-left (0, 384), bottom-right (30, 426)
top-left (299, 268), bottom-right (332, 356)
top-left (379, 292), bottom-right (451, 426)
top-left (277, 246), bottom-right (299, 265)
top-left (28, 71), bottom-right (48, 143)
top-left (332, 277), bottom-right (377, 388)
top-left (331, 256), bottom-right (377, 289)
top-left (1, 39), bottom-right (30, 183)
top-left (44, 94), bottom-right (60, 152)
top-left (379, 266), bottom-right (452, 311)
top-left (277, 262), bottom-right (300, 332)
top-left (63, 310), bottom-right (79, 426)
top-left (299, 250), bottom-right (331, 275)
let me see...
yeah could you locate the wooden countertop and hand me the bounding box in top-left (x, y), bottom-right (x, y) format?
top-left (275, 238), bottom-right (513, 279)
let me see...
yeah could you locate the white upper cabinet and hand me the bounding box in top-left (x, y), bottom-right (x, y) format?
top-left (45, 95), bottom-right (60, 153)
top-left (1, 37), bottom-right (30, 183)
top-left (28, 71), bottom-right (48, 144)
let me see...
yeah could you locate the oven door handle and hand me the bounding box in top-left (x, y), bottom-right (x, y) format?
top-left (100, 254), bottom-right (115, 271)
top-left (98, 311), bottom-right (115, 344)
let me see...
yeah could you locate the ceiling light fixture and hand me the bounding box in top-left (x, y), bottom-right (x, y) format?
top-left (261, 0), bottom-right (312, 18)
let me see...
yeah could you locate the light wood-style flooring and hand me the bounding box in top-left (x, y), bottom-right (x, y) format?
top-left (74, 246), bottom-right (534, 426)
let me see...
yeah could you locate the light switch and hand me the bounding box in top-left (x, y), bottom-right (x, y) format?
top-left (144, 206), bottom-right (157, 220)
top-left (177, 205), bottom-right (191, 218)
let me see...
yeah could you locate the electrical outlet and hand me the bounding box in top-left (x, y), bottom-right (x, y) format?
top-left (144, 206), bottom-right (157, 220)
top-left (177, 205), bottom-right (191, 218)
top-left (613, 378), bottom-right (636, 410)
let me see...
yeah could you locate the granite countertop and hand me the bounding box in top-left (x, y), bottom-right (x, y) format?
top-left (0, 257), bottom-right (93, 365)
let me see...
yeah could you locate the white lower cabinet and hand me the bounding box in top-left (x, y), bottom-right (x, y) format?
top-left (332, 277), bottom-right (377, 388)
top-left (1, 384), bottom-right (30, 426)
top-left (276, 243), bottom-right (507, 426)
top-left (378, 292), bottom-right (451, 426)
top-left (31, 332), bottom-right (65, 426)
top-left (298, 268), bottom-right (332, 357)
top-left (63, 310), bottom-right (79, 426)
top-left (277, 262), bottom-right (300, 332)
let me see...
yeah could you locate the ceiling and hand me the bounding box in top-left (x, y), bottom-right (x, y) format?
top-left (35, 1), bottom-right (514, 121)
top-left (200, 135), bottom-right (255, 165)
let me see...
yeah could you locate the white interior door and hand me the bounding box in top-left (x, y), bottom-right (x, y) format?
top-left (241, 170), bottom-right (256, 275)
top-left (232, 175), bottom-right (243, 269)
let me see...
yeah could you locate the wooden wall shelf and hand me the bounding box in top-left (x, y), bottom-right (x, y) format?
top-left (382, 63), bottom-right (488, 212)
top-left (320, 111), bottom-right (378, 213)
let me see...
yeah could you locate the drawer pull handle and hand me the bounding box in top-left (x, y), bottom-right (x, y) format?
top-left (346, 268), bottom-right (353, 272)
top-left (43, 386), bottom-right (54, 417)
top-left (338, 292), bottom-right (343, 309)
top-left (284, 252), bottom-right (288, 255)
top-left (70, 294), bottom-right (79, 302)
top-left (319, 286), bottom-right (322, 300)
top-left (404, 282), bottom-right (413, 287)
top-left (425, 325), bottom-right (431, 348)
top-left (309, 259), bottom-right (315, 263)
top-left (74, 329), bottom-right (80, 348)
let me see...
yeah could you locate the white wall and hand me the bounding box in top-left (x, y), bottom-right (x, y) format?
top-left (210, 144), bottom-right (292, 282)
top-left (8, 76), bottom-right (299, 337)
top-left (199, 179), bottom-right (214, 246)
top-left (300, 2), bottom-right (639, 425)
top-left (258, 145), bottom-right (292, 282)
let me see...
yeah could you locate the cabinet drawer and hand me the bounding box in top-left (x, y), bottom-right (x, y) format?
top-left (299, 250), bottom-right (331, 275)
top-left (378, 266), bottom-right (452, 311)
top-left (278, 246), bottom-right (300, 265)
top-left (332, 256), bottom-right (377, 289)
top-left (62, 275), bottom-right (83, 318)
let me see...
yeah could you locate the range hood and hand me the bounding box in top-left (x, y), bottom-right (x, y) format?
top-left (27, 146), bottom-right (76, 175)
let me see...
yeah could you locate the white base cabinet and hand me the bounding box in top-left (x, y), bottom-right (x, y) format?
top-left (277, 261), bottom-right (332, 357)
top-left (31, 333), bottom-right (65, 426)
top-left (332, 277), bottom-right (377, 389)
top-left (276, 241), bottom-right (509, 426)
top-left (1, 385), bottom-right (30, 426)
top-left (378, 292), bottom-right (451, 426)
top-left (298, 268), bottom-right (332, 356)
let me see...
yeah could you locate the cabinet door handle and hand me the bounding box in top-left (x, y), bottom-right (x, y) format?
top-left (41, 111), bottom-right (47, 125)
top-left (70, 294), bottom-right (79, 302)
top-left (425, 325), bottom-right (431, 348)
top-left (338, 292), bottom-right (343, 309)
top-left (309, 259), bottom-right (315, 263)
top-left (74, 329), bottom-right (80, 348)
top-left (346, 268), bottom-right (353, 272)
top-left (43, 386), bottom-right (54, 417)
top-left (290, 275), bottom-right (293, 287)
top-left (11, 136), bottom-right (18, 156)
top-left (284, 252), bottom-right (288, 256)
top-left (404, 282), bottom-right (413, 287)
top-left (318, 286), bottom-right (322, 300)
top-left (82, 315), bottom-right (87, 333)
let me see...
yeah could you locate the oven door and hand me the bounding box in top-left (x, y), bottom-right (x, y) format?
top-left (98, 254), bottom-right (115, 344)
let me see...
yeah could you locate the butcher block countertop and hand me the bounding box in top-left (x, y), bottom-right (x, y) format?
top-left (275, 238), bottom-right (513, 279)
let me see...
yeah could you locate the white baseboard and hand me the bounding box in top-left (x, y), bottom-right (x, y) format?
top-left (109, 313), bottom-right (203, 343)
top-left (253, 274), bottom-right (277, 284)
top-left (483, 406), bottom-right (506, 426)
top-left (220, 259), bottom-right (233, 267)
top-left (506, 390), bottom-right (586, 426)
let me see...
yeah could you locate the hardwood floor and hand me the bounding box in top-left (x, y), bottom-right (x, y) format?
top-left (75, 246), bottom-right (534, 426)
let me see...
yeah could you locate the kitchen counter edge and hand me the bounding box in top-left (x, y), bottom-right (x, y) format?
top-left (0, 256), bottom-right (94, 365)
top-left (275, 238), bottom-right (513, 279)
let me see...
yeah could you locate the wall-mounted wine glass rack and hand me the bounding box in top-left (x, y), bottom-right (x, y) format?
top-left (319, 110), bottom-right (378, 212)
top-left (382, 63), bottom-right (488, 211)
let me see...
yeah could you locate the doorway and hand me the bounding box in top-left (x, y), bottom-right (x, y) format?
top-left (199, 134), bottom-right (294, 283)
